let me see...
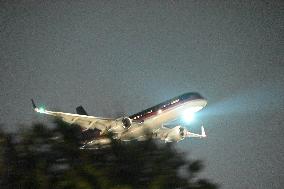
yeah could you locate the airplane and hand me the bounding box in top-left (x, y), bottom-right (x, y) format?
top-left (31, 92), bottom-right (207, 148)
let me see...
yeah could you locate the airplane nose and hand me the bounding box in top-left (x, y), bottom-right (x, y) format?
top-left (199, 99), bottom-right (207, 107)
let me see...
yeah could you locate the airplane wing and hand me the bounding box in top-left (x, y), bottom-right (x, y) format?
top-left (153, 125), bottom-right (206, 142)
top-left (186, 126), bottom-right (206, 138)
top-left (31, 99), bottom-right (116, 132)
top-left (152, 126), bottom-right (171, 141)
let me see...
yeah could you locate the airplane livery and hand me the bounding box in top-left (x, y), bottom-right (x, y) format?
top-left (32, 92), bottom-right (207, 148)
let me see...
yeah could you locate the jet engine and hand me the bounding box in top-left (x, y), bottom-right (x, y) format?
top-left (121, 117), bottom-right (132, 129)
top-left (165, 126), bottom-right (187, 142)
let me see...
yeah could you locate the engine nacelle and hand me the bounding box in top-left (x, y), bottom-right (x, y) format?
top-left (165, 126), bottom-right (187, 142)
top-left (121, 117), bottom-right (132, 129)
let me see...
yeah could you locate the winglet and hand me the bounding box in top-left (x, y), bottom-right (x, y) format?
top-left (76, 105), bottom-right (88, 116)
top-left (31, 99), bottom-right (37, 110)
top-left (31, 99), bottom-right (44, 113)
top-left (201, 126), bottom-right (206, 137)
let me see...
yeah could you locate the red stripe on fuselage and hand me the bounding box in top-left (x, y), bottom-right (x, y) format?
top-left (132, 97), bottom-right (202, 122)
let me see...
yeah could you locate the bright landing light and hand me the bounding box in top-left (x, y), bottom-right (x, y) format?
top-left (182, 109), bottom-right (195, 123)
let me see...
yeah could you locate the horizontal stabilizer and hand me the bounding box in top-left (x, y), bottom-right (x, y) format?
top-left (76, 106), bottom-right (88, 116)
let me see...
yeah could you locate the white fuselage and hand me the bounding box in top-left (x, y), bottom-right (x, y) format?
top-left (33, 92), bottom-right (207, 146)
top-left (119, 98), bottom-right (207, 140)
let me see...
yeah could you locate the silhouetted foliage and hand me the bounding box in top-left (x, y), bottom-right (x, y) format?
top-left (0, 121), bottom-right (218, 189)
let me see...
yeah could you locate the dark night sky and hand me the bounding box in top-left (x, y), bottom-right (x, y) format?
top-left (1, 1), bottom-right (283, 188)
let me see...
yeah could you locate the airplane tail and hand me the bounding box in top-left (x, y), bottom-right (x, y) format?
top-left (76, 106), bottom-right (88, 115)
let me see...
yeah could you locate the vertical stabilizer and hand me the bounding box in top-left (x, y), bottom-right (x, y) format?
top-left (76, 106), bottom-right (88, 115)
